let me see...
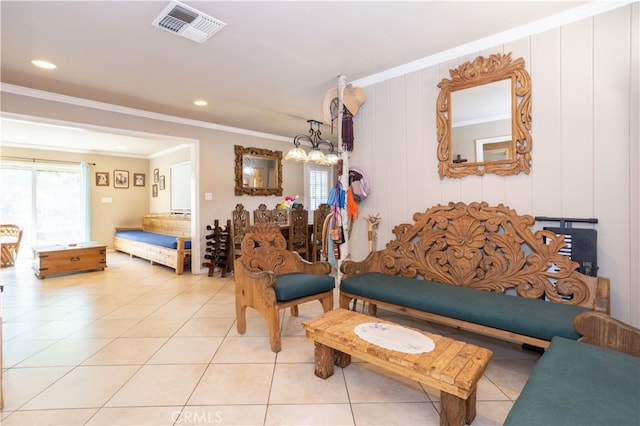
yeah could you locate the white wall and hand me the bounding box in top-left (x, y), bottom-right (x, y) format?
top-left (348, 4), bottom-right (639, 325)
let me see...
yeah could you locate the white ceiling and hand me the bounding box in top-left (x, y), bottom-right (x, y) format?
top-left (0, 1), bottom-right (599, 158)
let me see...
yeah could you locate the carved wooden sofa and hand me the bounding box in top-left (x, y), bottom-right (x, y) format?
top-left (234, 223), bottom-right (335, 352)
top-left (504, 311), bottom-right (640, 425)
top-left (114, 214), bottom-right (191, 274)
top-left (340, 202), bottom-right (611, 349)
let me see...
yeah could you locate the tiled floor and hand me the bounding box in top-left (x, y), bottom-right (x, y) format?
top-left (0, 251), bottom-right (541, 425)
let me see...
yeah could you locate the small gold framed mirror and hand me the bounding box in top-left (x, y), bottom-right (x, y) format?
top-left (436, 52), bottom-right (532, 178)
top-left (234, 145), bottom-right (283, 196)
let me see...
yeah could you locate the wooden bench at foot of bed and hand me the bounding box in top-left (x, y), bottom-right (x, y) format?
top-left (114, 214), bottom-right (191, 274)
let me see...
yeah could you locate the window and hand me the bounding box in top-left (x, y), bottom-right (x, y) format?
top-left (304, 164), bottom-right (333, 211)
top-left (170, 161), bottom-right (191, 214)
top-left (1, 162), bottom-right (87, 255)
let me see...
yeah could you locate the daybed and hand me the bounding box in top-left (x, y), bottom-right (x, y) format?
top-left (340, 202), bottom-right (610, 349)
top-left (114, 214), bottom-right (191, 274)
top-left (504, 311), bottom-right (640, 425)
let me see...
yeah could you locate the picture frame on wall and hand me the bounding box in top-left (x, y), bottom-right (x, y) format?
top-left (114, 170), bottom-right (129, 188)
top-left (153, 168), bottom-right (159, 183)
top-left (134, 173), bottom-right (145, 187)
top-left (152, 184), bottom-right (158, 197)
top-left (95, 172), bottom-right (109, 186)
top-left (159, 175), bottom-right (165, 190)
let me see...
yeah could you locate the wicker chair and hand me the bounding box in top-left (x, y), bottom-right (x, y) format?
top-left (234, 223), bottom-right (334, 352)
top-left (1, 224), bottom-right (23, 267)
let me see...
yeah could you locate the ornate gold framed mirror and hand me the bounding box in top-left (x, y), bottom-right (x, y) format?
top-left (436, 52), bottom-right (532, 178)
top-left (234, 145), bottom-right (283, 196)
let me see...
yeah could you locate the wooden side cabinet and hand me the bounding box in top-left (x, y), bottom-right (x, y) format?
top-left (32, 242), bottom-right (107, 279)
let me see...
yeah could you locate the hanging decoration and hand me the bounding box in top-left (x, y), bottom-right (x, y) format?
top-left (346, 166), bottom-right (370, 223)
top-left (349, 167), bottom-right (370, 202)
top-left (327, 180), bottom-right (346, 266)
top-left (321, 83), bottom-right (366, 150)
top-left (346, 186), bottom-right (358, 220)
top-left (321, 87), bottom-right (340, 134)
top-left (321, 75), bottom-right (366, 275)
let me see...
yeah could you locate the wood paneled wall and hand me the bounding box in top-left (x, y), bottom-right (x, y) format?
top-left (348, 5), bottom-right (639, 325)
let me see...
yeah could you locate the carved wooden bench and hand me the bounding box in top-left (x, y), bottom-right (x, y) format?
top-left (114, 214), bottom-right (191, 274)
top-left (340, 202), bottom-right (610, 349)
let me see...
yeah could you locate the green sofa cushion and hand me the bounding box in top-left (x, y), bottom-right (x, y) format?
top-left (341, 272), bottom-right (589, 341)
top-left (275, 273), bottom-right (335, 302)
top-left (504, 336), bottom-right (640, 425)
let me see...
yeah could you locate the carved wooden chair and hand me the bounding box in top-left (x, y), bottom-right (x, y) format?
top-left (288, 204), bottom-right (310, 261)
top-left (1, 224), bottom-right (23, 268)
top-left (234, 223), bottom-right (334, 352)
top-left (231, 204), bottom-right (250, 261)
top-left (311, 203), bottom-right (333, 262)
top-left (253, 203), bottom-right (272, 224)
top-left (271, 206), bottom-right (289, 226)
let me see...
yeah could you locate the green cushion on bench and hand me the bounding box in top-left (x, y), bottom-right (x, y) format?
top-left (504, 336), bottom-right (640, 425)
top-left (341, 272), bottom-right (589, 342)
top-left (275, 273), bottom-right (335, 302)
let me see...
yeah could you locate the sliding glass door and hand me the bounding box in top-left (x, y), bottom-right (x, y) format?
top-left (1, 162), bottom-right (87, 258)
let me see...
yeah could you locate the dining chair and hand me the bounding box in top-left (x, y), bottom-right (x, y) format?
top-left (271, 206), bottom-right (289, 226)
top-left (1, 224), bottom-right (23, 268)
top-left (254, 203), bottom-right (272, 224)
top-left (288, 204), bottom-right (310, 261)
top-left (234, 223), bottom-right (334, 352)
top-left (311, 203), bottom-right (333, 262)
top-left (231, 204), bottom-right (250, 261)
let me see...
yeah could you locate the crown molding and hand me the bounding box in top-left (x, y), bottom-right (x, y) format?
top-left (0, 83), bottom-right (290, 143)
top-left (352, 0), bottom-right (637, 87)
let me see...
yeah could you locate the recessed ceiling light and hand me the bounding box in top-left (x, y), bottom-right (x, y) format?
top-left (194, 100), bottom-right (208, 106)
top-left (31, 59), bottom-right (57, 69)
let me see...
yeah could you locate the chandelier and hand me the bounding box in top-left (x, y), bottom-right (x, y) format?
top-left (285, 120), bottom-right (339, 166)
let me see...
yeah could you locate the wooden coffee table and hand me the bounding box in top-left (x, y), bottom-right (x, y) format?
top-left (302, 309), bottom-right (493, 426)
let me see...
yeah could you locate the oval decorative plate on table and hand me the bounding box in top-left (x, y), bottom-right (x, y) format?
top-left (354, 322), bottom-right (435, 354)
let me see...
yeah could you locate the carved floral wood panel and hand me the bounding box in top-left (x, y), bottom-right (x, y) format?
top-left (376, 202), bottom-right (592, 305)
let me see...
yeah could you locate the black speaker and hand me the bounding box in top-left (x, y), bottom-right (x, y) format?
top-left (544, 227), bottom-right (598, 277)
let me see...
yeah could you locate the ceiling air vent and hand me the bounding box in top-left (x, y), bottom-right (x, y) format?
top-left (152, 1), bottom-right (226, 44)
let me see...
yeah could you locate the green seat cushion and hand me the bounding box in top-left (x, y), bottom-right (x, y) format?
top-left (341, 272), bottom-right (589, 341)
top-left (504, 336), bottom-right (640, 425)
top-left (275, 273), bottom-right (335, 302)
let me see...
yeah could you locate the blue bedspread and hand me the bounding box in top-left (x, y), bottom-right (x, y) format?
top-left (114, 230), bottom-right (191, 250)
